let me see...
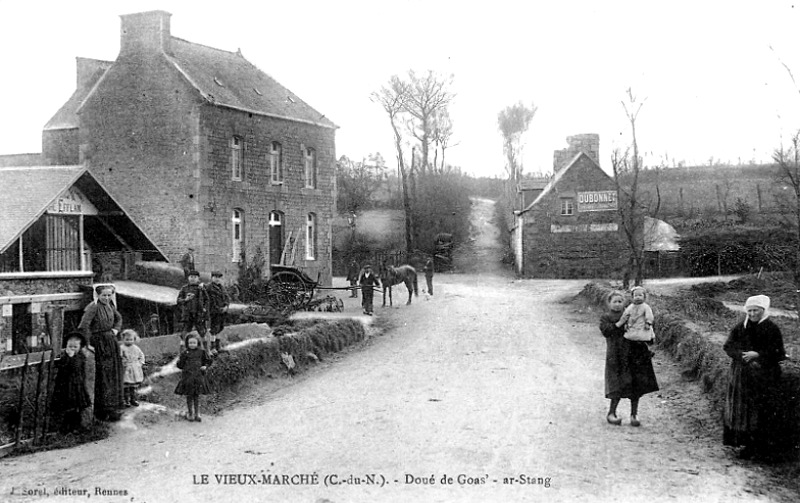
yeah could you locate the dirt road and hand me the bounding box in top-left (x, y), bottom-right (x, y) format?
top-left (1, 199), bottom-right (794, 502)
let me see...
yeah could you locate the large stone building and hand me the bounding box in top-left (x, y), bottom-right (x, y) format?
top-left (513, 134), bottom-right (626, 278)
top-left (43, 10), bottom-right (337, 283)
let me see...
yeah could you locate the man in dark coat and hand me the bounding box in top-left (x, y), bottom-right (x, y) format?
top-left (177, 270), bottom-right (209, 351)
top-left (358, 264), bottom-right (381, 315)
top-left (207, 271), bottom-right (230, 353)
top-left (346, 259), bottom-right (360, 298)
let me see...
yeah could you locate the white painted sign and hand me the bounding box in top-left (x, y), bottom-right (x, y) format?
top-left (1, 304), bottom-right (11, 317)
top-left (577, 191), bottom-right (618, 212)
top-left (47, 186), bottom-right (98, 216)
top-left (551, 223), bottom-right (619, 233)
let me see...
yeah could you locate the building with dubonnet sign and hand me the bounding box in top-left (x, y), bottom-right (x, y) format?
top-left (512, 134), bottom-right (626, 277)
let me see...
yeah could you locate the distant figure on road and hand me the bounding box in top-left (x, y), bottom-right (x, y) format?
top-left (723, 295), bottom-right (786, 460)
top-left (600, 290), bottom-right (659, 427)
top-left (358, 264), bottom-right (381, 316)
top-left (346, 259), bottom-right (360, 298)
top-left (423, 257), bottom-right (434, 296)
top-left (180, 247), bottom-right (196, 279)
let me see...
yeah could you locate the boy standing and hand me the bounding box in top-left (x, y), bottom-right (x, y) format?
top-left (177, 270), bottom-right (209, 351)
top-left (423, 257), bottom-right (434, 296)
top-left (207, 271), bottom-right (230, 353)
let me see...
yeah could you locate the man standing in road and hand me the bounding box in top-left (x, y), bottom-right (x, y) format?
top-left (358, 264), bottom-right (381, 315)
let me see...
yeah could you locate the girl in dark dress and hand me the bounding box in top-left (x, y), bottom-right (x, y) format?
top-left (175, 332), bottom-right (213, 422)
top-left (600, 291), bottom-right (659, 426)
top-left (78, 286), bottom-right (123, 421)
top-left (51, 333), bottom-right (92, 433)
top-left (723, 295), bottom-right (786, 460)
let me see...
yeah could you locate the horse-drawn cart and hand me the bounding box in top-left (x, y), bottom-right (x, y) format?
top-left (265, 265), bottom-right (344, 314)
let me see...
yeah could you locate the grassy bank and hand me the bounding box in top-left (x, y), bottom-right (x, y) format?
top-left (1, 317), bottom-right (368, 456)
top-left (144, 318), bottom-right (367, 415)
top-left (577, 281), bottom-right (800, 462)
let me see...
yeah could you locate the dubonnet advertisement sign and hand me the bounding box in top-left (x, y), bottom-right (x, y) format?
top-left (577, 191), bottom-right (617, 212)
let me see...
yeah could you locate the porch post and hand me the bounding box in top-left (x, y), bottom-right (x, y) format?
top-left (79, 214), bottom-right (85, 271)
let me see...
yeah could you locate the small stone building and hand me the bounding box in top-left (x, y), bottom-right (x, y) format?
top-left (41, 10), bottom-right (337, 284)
top-left (513, 134), bottom-right (626, 277)
top-left (0, 166), bottom-right (164, 364)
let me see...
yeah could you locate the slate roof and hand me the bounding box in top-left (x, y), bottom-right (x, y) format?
top-left (519, 152), bottom-right (601, 214)
top-left (168, 37), bottom-right (336, 128)
top-left (43, 59), bottom-right (113, 131)
top-left (0, 166), bottom-right (165, 259)
top-left (0, 166), bottom-right (85, 252)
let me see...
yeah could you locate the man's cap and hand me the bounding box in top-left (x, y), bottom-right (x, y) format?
top-left (188, 270), bottom-right (200, 277)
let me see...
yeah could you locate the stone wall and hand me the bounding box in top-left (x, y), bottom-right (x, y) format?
top-left (522, 154), bottom-right (626, 278)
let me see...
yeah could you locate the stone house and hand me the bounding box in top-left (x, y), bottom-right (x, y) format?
top-left (512, 134), bottom-right (626, 277)
top-left (42, 10), bottom-right (337, 285)
top-left (0, 166), bottom-right (164, 364)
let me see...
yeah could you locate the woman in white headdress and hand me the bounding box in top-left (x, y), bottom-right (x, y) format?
top-left (722, 295), bottom-right (786, 460)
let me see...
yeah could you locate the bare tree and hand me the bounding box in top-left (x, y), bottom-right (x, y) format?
top-left (497, 101), bottom-right (537, 208)
top-left (612, 88), bottom-right (662, 288)
top-left (336, 154), bottom-right (387, 213)
top-left (371, 77), bottom-right (415, 253)
top-left (431, 108), bottom-right (456, 174)
top-left (403, 70), bottom-right (455, 176)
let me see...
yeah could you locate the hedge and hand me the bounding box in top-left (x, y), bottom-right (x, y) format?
top-left (578, 282), bottom-right (800, 459)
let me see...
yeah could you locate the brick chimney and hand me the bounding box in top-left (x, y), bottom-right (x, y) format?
top-left (120, 10), bottom-right (172, 57)
top-left (553, 134), bottom-right (600, 173)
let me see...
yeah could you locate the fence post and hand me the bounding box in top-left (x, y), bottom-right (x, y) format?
top-left (14, 352), bottom-right (30, 448)
top-left (41, 348), bottom-right (56, 444)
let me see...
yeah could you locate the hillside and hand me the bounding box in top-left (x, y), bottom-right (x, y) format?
top-left (633, 164), bottom-right (786, 218)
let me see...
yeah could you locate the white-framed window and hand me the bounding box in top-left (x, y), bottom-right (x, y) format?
top-left (306, 213), bottom-right (317, 260)
top-left (232, 209), bottom-right (244, 262)
top-left (560, 198), bottom-right (574, 216)
top-left (231, 136), bottom-right (243, 181)
top-left (270, 141), bottom-right (283, 184)
top-left (304, 147), bottom-right (317, 188)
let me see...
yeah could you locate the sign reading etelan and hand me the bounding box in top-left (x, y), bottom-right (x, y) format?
top-left (577, 191), bottom-right (617, 212)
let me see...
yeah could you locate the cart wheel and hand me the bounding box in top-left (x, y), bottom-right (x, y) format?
top-left (266, 271), bottom-right (309, 312)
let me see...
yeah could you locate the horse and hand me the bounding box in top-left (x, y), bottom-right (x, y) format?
top-left (380, 265), bottom-right (418, 307)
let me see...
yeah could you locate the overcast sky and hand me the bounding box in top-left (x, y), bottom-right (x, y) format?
top-left (1, 0), bottom-right (800, 178)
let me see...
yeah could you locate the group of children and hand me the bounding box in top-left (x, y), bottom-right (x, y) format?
top-left (51, 270), bottom-right (230, 432)
top-left (51, 328), bottom-right (146, 432)
top-left (53, 327), bottom-right (215, 429)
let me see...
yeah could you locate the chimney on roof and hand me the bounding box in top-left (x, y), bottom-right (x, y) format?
top-left (553, 133), bottom-right (600, 173)
top-left (120, 10), bottom-right (172, 57)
